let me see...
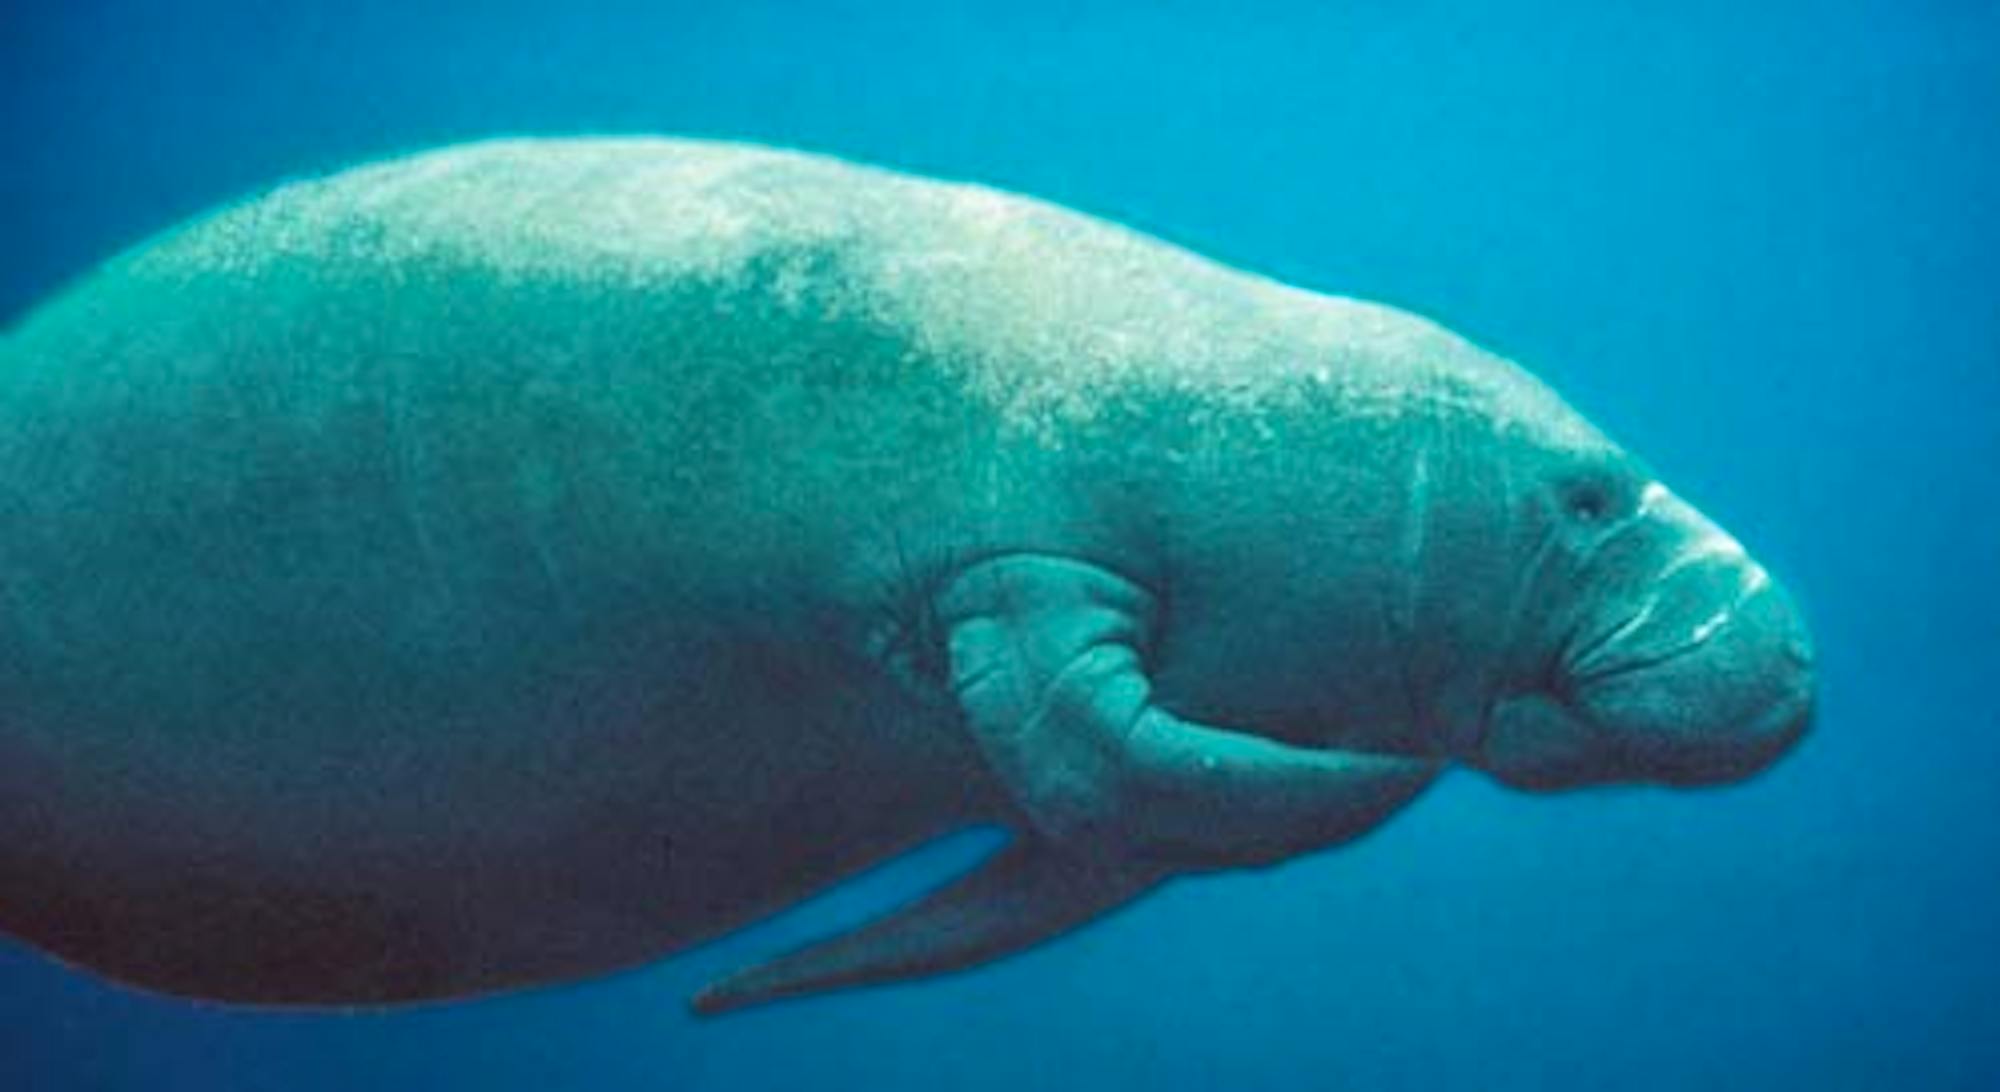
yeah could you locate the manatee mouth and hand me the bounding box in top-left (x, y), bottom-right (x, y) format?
top-left (1656, 677), bottom-right (1813, 786)
top-left (1473, 528), bottom-right (1815, 791)
top-left (1559, 548), bottom-right (1773, 690)
top-left (1562, 615), bottom-right (1710, 689)
top-left (1551, 569), bottom-right (1814, 788)
top-left (1481, 481), bottom-right (1814, 790)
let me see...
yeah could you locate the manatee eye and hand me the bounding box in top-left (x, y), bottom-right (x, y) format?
top-left (1557, 472), bottom-right (1631, 525)
top-left (1566, 483), bottom-right (1611, 523)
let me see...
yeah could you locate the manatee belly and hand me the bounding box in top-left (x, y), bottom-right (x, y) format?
top-left (0, 414), bottom-right (991, 1002)
top-left (0, 587), bottom-right (980, 1003)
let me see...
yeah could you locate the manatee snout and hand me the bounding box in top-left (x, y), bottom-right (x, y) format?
top-left (1482, 482), bottom-right (1814, 791)
top-left (1576, 568), bottom-right (1814, 786)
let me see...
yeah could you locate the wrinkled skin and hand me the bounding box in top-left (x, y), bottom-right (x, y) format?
top-left (1480, 476), bottom-right (1813, 790)
top-left (0, 138), bottom-right (1811, 1011)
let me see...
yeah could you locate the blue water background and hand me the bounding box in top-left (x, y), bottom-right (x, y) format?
top-left (2, 2), bottom-right (1995, 1088)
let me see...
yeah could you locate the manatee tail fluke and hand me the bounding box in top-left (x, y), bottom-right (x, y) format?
top-left (689, 838), bottom-right (1160, 1016)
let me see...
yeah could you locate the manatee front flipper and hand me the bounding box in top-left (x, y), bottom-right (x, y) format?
top-left (691, 839), bottom-right (1157, 1016)
top-left (939, 554), bottom-right (1441, 867)
top-left (692, 554), bottom-right (1436, 1016)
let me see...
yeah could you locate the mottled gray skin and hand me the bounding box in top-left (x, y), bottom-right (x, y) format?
top-left (0, 139), bottom-right (1812, 1012)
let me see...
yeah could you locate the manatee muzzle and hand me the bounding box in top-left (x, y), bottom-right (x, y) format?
top-left (1564, 544), bottom-right (1815, 786)
top-left (1480, 501), bottom-right (1814, 790)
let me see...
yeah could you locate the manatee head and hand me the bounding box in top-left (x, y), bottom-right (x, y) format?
top-left (1470, 379), bottom-right (1815, 791)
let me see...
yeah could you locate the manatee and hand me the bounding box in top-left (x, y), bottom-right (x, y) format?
top-left (0, 138), bottom-right (1813, 1015)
